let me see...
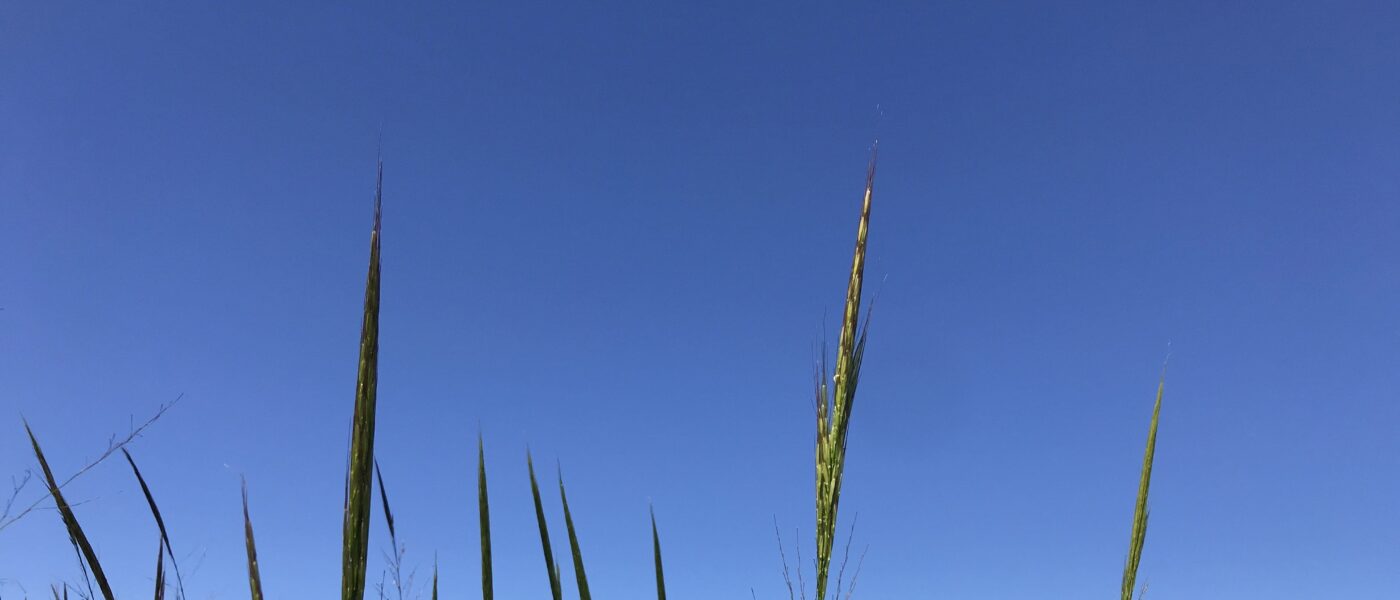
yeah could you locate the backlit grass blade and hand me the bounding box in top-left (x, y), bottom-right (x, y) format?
top-left (558, 469), bottom-right (591, 600)
top-left (24, 422), bottom-right (115, 600)
top-left (243, 478), bottom-right (265, 600)
top-left (815, 145), bottom-right (877, 600)
top-left (123, 449), bottom-right (186, 599)
top-left (154, 536), bottom-right (166, 600)
top-left (342, 158), bottom-right (384, 600)
top-left (1121, 376), bottom-right (1164, 600)
top-left (432, 560), bottom-right (439, 600)
top-left (651, 506), bottom-right (666, 600)
top-left (527, 452), bottom-right (562, 600)
top-left (478, 434), bottom-right (494, 600)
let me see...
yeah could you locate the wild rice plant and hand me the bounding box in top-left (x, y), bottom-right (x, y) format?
top-left (342, 158), bottom-right (384, 600)
top-left (1121, 376), bottom-right (1164, 600)
top-left (813, 146), bottom-right (877, 600)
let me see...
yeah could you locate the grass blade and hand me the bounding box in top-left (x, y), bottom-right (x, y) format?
top-left (243, 478), bottom-right (265, 600)
top-left (478, 434), bottom-right (493, 600)
top-left (432, 559), bottom-right (439, 600)
top-left (154, 536), bottom-right (166, 600)
top-left (651, 506), bottom-right (666, 600)
top-left (815, 145), bottom-right (877, 600)
top-left (24, 422), bottom-right (115, 600)
top-left (124, 449), bottom-right (186, 599)
top-left (558, 469), bottom-right (591, 600)
top-left (342, 158), bottom-right (384, 600)
top-left (527, 452), bottom-right (562, 600)
top-left (374, 459), bottom-right (407, 600)
top-left (1121, 376), bottom-right (1164, 600)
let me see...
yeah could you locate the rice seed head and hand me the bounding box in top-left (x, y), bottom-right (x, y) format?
top-left (815, 145), bottom-right (877, 600)
top-left (1120, 376), bottom-right (1164, 600)
top-left (342, 159), bottom-right (384, 600)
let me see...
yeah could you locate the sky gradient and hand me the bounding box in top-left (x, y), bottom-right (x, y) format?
top-left (3, 1), bottom-right (1399, 598)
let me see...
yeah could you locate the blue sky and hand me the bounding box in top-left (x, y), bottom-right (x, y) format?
top-left (3, 1), bottom-right (1398, 598)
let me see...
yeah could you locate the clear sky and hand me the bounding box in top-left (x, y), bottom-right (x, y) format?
top-left (3, 1), bottom-right (1398, 598)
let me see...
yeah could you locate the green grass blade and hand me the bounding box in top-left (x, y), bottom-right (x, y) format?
top-left (478, 434), bottom-right (494, 600)
top-left (154, 536), bottom-right (166, 600)
top-left (242, 478), bottom-right (265, 600)
top-left (815, 146), bottom-right (877, 600)
top-left (342, 159), bottom-right (384, 600)
top-left (24, 422), bottom-right (115, 600)
top-left (123, 449), bottom-right (186, 599)
top-left (374, 459), bottom-right (397, 542)
top-left (651, 506), bottom-right (666, 600)
top-left (557, 469), bottom-right (591, 600)
top-left (527, 452), bottom-right (562, 600)
top-left (1121, 376), bottom-right (1164, 600)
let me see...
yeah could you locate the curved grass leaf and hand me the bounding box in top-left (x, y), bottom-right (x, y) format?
top-left (1121, 376), bottom-right (1164, 600)
top-left (123, 449), bottom-right (186, 599)
top-left (154, 536), bottom-right (166, 600)
top-left (478, 434), bottom-right (493, 600)
top-left (243, 478), bottom-right (265, 600)
top-left (25, 422), bottom-right (115, 600)
top-left (651, 506), bottom-right (666, 600)
top-left (558, 469), bottom-right (591, 600)
top-left (342, 159), bottom-right (384, 600)
top-left (527, 452), bottom-right (562, 600)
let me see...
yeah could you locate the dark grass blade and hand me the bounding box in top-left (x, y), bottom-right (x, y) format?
top-left (343, 158), bottom-right (384, 600)
top-left (527, 452), bottom-right (562, 600)
top-left (557, 469), bottom-right (591, 600)
top-left (154, 536), bottom-right (166, 600)
top-left (1121, 376), bottom-right (1164, 600)
top-left (432, 560), bottom-right (439, 600)
top-left (25, 422), bottom-right (115, 600)
top-left (478, 434), bottom-right (493, 600)
top-left (124, 449), bottom-right (186, 599)
top-left (651, 506), bottom-right (666, 600)
top-left (242, 478), bottom-right (265, 600)
top-left (374, 460), bottom-right (397, 542)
